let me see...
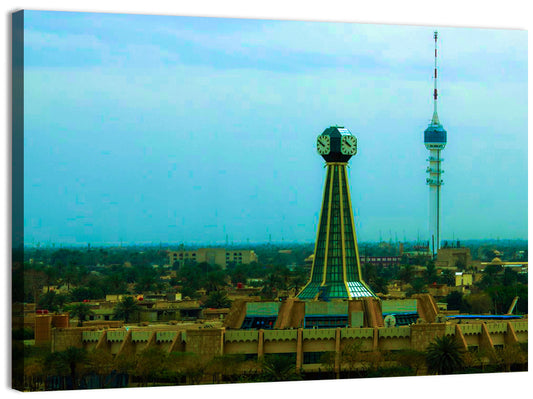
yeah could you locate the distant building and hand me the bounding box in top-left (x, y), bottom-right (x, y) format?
top-left (481, 256), bottom-right (528, 274)
top-left (360, 256), bottom-right (401, 267)
top-left (435, 247), bottom-right (473, 270)
top-left (454, 271), bottom-right (473, 288)
top-left (168, 248), bottom-right (258, 269)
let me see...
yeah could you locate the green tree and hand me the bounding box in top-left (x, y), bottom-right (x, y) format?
top-left (363, 263), bottom-right (389, 294)
top-left (113, 296), bottom-right (140, 323)
top-left (38, 290), bottom-right (68, 313)
top-left (203, 290), bottom-right (231, 308)
top-left (259, 354), bottom-right (301, 382)
top-left (261, 272), bottom-right (286, 299)
top-left (43, 265), bottom-right (58, 293)
top-left (438, 269), bottom-right (455, 286)
top-left (207, 354), bottom-right (246, 383)
top-left (62, 264), bottom-right (80, 291)
top-left (205, 269), bottom-right (228, 293)
top-left (406, 278), bottom-right (427, 297)
top-left (398, 264), bottom-right (414, 284)
top-left (339, 341), bottom-right (365, 377)
top-left (68, 303), bottom-right (94, 327)
top-left (133, 347), bottom-right (169, 386)
top-left (167, 352), bottom-right (209, 385)
top-left (102, 272), bottom-right (129, 295)
top-left (425, 335), bottom-right (465, 375)
top-left (465, 293), bottom-right (492, 314)
top-left (133, 265), bottom-right (158, 293)
top-left (491, 344), bottom-right (527, 372)
top-left (45, 347), bottom-right (87, 389)
top-left (85, 349), bottom-right (115, 388)
top-left (393, 349), bottom-right (426, 375)
top-left (289, 266), bottom-right (309, 293)
top-left (69, 287), bottom-right (95, 302)
top-left (424, 261), bottom-right (438, 284)
top-left (229, 264), bottom-right (248, 286)
top-left (445, 291), bottom-right (469, 313)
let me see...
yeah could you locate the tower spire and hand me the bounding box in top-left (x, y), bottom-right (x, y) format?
top-left (432, 30), bottom-right (440, 125)
top-left (424, 30), bottom-right (447, 258)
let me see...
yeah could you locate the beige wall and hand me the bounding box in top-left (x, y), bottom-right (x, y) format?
top-left (169, 248), bottom-right (258, 269)
top-left (51, 320), bottom-right (528, 374)
top-left (455, 273), bottom-right (473, 287)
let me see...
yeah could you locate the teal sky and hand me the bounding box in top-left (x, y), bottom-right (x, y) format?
top-left (22, 11), bottom-right (528, 246)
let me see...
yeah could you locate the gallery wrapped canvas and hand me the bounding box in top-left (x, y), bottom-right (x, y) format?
top-left (11, 7), bottom-right (527, 393)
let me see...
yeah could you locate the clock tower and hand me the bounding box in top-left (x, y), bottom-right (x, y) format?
top-left (298, 126), bottom-right (376, 300)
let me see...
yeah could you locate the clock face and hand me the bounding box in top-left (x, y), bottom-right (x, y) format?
top-left (317, 135), bottom-right (331, 155)
top-left (341, 135), bottom-right (357, 155)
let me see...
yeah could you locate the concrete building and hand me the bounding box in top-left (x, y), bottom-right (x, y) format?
top-left (436, 247), bottom-right (473, 270)
top-left (360, 256), bottom-right (402, 267)
top-left (168, 248), bottom-right (258, 269)
top-left (43, 296), bottom-right (527, 379)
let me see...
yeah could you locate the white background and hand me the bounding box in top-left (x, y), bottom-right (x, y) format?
top-left (2, 0), bottom-right (531, 397)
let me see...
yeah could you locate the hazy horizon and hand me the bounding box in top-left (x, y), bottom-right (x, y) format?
top-left (22, 12), bottom-right (528, 246)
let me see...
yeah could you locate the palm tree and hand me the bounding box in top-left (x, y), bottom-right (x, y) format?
top-left (113, 296), bottom-right (140, 324)
top-left (69, 303), bottom-right (94, 327)
top-left (43, 265), bottom-right (58, 293)
top-left (425, 335), bottom-right (465, 375)
top-left (38, 290), bottom-right (68, 313)
top-left (203, 290), bottom-right (231, 308)
top-left (205, 270), bottom-right (228, 293)
top-left (260, 354), bottom-right (301, 382)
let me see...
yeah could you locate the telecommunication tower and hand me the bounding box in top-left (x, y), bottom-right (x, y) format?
top-left (298, 126), bottom-right (376, 300)
top-left (424, 31), bottom-right (447, 256)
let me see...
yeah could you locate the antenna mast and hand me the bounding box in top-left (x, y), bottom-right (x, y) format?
top-left (432, 31), bottom-right (440, 124)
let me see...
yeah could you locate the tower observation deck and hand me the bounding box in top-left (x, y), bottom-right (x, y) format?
top-left (298, 126), bottom-right (376, 301)
top-left (424, 31), bottom-right (447, 256)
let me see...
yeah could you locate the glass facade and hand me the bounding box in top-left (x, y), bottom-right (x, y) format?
top-left (382, 312), bottom-right (419, 326)
top-left (298, 164), bottom-right (375, 300)
top-left (241, 316), bottom-right (277, 330)
top-left (424, 123), bottom-right (447, 143)
top-left (304, 315), bottom-right (349, 329)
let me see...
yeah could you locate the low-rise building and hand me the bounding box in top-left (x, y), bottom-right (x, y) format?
top-left (168, 248), bottom-right (258, 269)
top-left (436, 247), bottom-right (473, 270)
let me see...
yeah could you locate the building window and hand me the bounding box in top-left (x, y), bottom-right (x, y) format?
top-left (241, 316), bottom-right (277, 330)
top-left (264, 353), bottom-right (296, 364)
top-left (303, 351), bottom-right (328, 364)
top-left (304, 315), bottom-right (348, 329)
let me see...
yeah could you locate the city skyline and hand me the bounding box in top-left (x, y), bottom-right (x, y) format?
top-left (22, 11), bottom-right (528, 246)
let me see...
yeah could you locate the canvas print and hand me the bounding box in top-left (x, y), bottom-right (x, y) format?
top-left (12, 10), bottom-right (528, 391)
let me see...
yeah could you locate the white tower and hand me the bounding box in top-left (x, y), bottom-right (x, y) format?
top-left (424, 31), bottom-right (447, 257)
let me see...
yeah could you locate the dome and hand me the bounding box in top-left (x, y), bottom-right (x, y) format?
top-left (491, 257), bottom-right (503, 264)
